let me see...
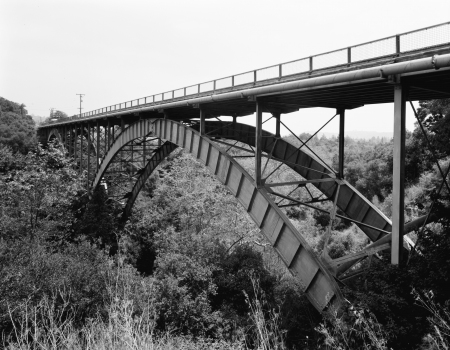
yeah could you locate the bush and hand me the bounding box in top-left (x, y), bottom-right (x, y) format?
top-left (0, 239), bottom-right (113, 339)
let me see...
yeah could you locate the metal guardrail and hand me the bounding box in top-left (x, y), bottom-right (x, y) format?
top-left (44, 22), bottom-right (450, 125)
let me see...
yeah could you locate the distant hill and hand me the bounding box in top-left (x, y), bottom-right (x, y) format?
top-left (317, 130), bottom-right (393, 140)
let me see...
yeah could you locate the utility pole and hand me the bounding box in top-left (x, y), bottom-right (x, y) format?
top-left (20, 104), bottom-right (25, 117)
top-left (76, 94), bottom-right (85, 118)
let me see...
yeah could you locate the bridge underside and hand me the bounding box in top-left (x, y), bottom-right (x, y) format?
top-left (38, 48), bottom-right (450, 313)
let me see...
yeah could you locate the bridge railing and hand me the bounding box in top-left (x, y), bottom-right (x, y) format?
top-left (42, 22), bottom-right (450, 125)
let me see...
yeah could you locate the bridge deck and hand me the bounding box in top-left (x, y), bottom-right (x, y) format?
top-left (39, 22), bottom-right (450, 127)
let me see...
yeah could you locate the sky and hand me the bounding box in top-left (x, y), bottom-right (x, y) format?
top-left (1, 0), bottom-right (449, 137)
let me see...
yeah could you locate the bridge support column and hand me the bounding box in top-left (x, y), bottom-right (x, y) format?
top-left (255, 101), bottom-right (263, 187)
top-left (107, 119), bottom-right (111, 148)
top-left (80, 125), bottom-right (83, 175)
top-left (200, 109), bottom-right (206, 135)
top-left (74, 125), bottom-right (78, 163)
top-left (273, 112), bottom-right (281, 138)
top-left (87, 123), bottom-right (91, 191)
top-left (338, 108), bottom-right (345, 179)
top-left (96, 121), bottom-right (100, 172)
top-left (392, 84), bottom-right (407, 265)
top-left (104, 122), bottom-right (108, 155)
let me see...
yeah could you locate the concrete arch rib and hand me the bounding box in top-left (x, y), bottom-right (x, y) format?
top-left (93, 118), bottom-right (343, 312)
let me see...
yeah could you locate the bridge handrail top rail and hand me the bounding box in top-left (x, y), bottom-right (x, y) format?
top-left (39, 51), bottom-right (450, 129)
top-left (40, 21), bottom-right (450, 124)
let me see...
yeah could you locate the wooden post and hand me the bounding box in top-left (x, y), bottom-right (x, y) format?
top-left (392, 84), bottom-right (407, 265)
top-left (200, 108), bottom-right (206, 135)
top-left (338, 108), bottom-right (345, 179)
top-left (255, 101), bottom-right (263, 187)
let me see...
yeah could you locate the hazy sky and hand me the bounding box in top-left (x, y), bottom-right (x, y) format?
top-left (1, 0), bottom-right (449, 136)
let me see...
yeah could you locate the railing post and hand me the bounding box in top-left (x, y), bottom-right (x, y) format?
top-left (255, 101), bottom-right (263, 187)
top-left (279, 64), bottom-right (282, 78)
top-left (232, 76), bottom-right (235, 87)
top-left (396, 35), bottom-right (401, 55)
top-left (309, 56), bottom-right (313, 72)
top-left (347, 47), bottom-right (351, 66)
top-left (253, 70), bottom-right (257, 83)
top-left (392, 83), bottom-right (407, 265)
top-left (338, 108), bottom-right (345, 179)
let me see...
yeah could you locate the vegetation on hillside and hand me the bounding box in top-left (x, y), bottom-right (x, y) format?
top-left (0, 95), bottom-right (449, 349)
top-left (0, 97), bottom-right (36, 153)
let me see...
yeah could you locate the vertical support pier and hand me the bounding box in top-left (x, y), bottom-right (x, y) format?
top-left (392, 84), bottom-right (407, 265)
top-left (338, 108), bottom-right (345, 179)
top-left (79, 125), bottom-right (83, 175)
top-left (104, 121), bottom-right (108, 155)
top-left (107, 119), bottom-right (111, 148)
top-left (96, 121), bottom-right (100, 172)
top-left (200, 108), bottom-right (206, 135)
top-left (255, 101), bottom-right (263, 187)
top-left (74, 125), bottom-right (78, 163)
top-left (87, 123), bottom-right (91, 191)
top-left (274, 112), bottom-right (281, 138)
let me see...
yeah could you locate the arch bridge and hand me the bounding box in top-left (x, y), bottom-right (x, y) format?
top-left (38, 22), bottom-right (450, 313)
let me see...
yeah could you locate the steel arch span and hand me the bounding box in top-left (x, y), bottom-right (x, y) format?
top-left (108, 120), bottom-right (415, 277)
top-left (92, 118), bottom-right (343, 312)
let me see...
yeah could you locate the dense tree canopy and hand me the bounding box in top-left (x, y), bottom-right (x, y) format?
top-left (0, 97), bottom-right (36, 153)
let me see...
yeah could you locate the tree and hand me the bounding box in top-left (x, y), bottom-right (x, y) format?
top-left (52, 110), bottom-right (69, 120)
top-left (0, 96), bottom-right (36, 153)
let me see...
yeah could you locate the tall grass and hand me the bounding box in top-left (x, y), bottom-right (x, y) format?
top-left (3, 287), bottom-right (246, 350)
top-left (3, 267), bottom-right (293, 350)
top-left (315, 303), bottom-right (388, 350)
top-left (244, 276), bottom-right (286, 350)
top-left (415, 290), bottom-right (450, 350)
